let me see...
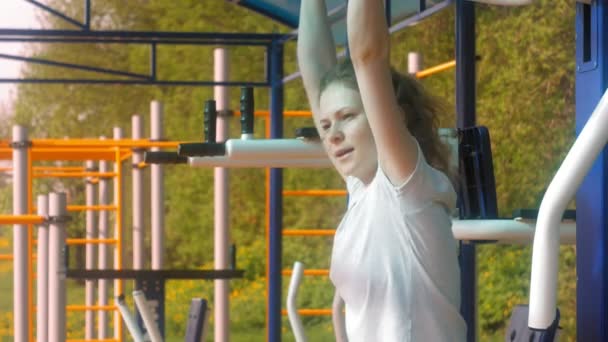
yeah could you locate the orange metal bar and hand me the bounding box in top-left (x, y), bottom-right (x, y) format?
top-left (416, 60), bottom-right (456, 79)
top-left (0, 214), bottom-right (45, 225)
top-left (66, 305), bottom-right (117, 312)
top-left (33, 171), bottom-right (117, 178)
top-left (67, 339), bottom-right (119, 342)
top-left (281, 309), bottom-right (332, 316)
top-left (32, 204), bottom-right (117, 212)
top-left (0, 147), bottom-right (128, 161)
top-left (31, 138), bottom-right (180, 149)
top-left (66, 238), bottom-right (117, 246)
top-left (282, 269), bottom-right (329, 276)
top-left (0, 254), bottom-right (12, 260)
top-left (33, 166), bottom-right (86, 172)
top-left (283, 189), bottom-right (347, 197)
top-left (282, 229), bottom-right (336, 236)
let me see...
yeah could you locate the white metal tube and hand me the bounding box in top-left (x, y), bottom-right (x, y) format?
top-left (189, 156), bottom-right (331, 168)
top-left (225, 138), bottom-right (327, 160)
top-left (36, 195), bottom-right (49, 342)
top-left (451, 219), bottom-right (576, 244)
top-left (113, 127), bottom-right (124, 341)
top-left (85, 160), bottom-right (97, 340)
top-left (12, 125), bottom-right (28, 342)
top-left (48, 192), bottom-right (67, 342)
top-left (151, 101), bottom-right (164, 270)
top-left (132, 115), bottom-right (145, 269)
top-left (529, 88), bottom-right (608, 329)
top-left (214, 47), bottom-right (231, 342)
top-left (332, 292), bottom-right (347, 342)
top-left (98, 153), bottom-right (110, 339)
top-left (287, 261), bottom-right (307, 342)
top-left (407, 52), bottom-right (422, 75)
top-left (116, 295), bottom-right (145, 342)
top-left (133, 290), bottom-right (163, 342)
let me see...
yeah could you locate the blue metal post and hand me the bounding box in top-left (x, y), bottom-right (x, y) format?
top-left (575, 2), bottom-right (608, 341)
top-left (268, 40), bottom-right (284, 342)
top-left (455, 1), bottom-right (477, 341)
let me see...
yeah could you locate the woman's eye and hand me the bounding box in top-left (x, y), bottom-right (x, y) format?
top-left (343, 113), bottom-right (354, 120)
top-left (321, 124), bottom-right (330, 131)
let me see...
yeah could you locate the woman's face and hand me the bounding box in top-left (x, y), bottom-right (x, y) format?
top-left (317, 82), bottom-right (378, 184)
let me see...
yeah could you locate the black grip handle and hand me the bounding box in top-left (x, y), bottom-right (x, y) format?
top-left (240, 87), bottom-right (254, 135)
top-left (204, 100), bottom-right (217, 143)
top-left (295, 126), bottom-right (320, 139)
top-left (144, 151), bottom-right (188, 164)
top-left (178, 143), bottom-right (226, 157)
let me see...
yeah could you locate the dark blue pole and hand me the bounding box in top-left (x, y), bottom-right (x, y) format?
top-left (455, 1), bottom-right (477, 341)
top-left (575, 2), bottom-right (608, 341)
top-left (267, 40), bottom-right (284, 342)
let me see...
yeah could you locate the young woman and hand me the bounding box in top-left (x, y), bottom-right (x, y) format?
top-left (297, 0), bottom-right (466, 340)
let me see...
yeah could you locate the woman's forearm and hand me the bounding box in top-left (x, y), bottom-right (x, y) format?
top-left (347, 0), bottom-right (390, 65)
top-left (297, 0), bottom-right (337, 113)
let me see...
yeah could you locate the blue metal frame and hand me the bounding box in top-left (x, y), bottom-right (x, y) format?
top-left (455, 1), bottom-right (478, 341)
top-left (267, 40), bottom-right (284, 342)
top-left (575, 2), bottom-right (608, 341)
top-left (0, 29), bottom-right (286, 86)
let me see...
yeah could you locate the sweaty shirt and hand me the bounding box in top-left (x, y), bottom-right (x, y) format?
top-left (329, 143), bottom-right (467, 341)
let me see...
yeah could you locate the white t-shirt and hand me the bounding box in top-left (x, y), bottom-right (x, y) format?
top-left (329, 144), bottom-right (466, 342)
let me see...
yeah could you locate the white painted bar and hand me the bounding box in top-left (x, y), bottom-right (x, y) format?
top-left (11, 125), bottom-right (28, 342)
top-left (151, 101), bottom-right (164, 270)
top-left (529, 87), bottom-right (608, 329)
top-left (189, 156), bottom-right (331, 168)
top-left (287, 261), bottom-right (306, 342)
top-left (224, 138), bottom-right (327, 160)
top-left (36, 195), bottom-right (49, 342)
top-left (48, 192), bottom-right (67, 342)
top-left (214, 47), bottom-right (231, 342)
top-left (84, 160), bottom-right (97, 340)
top-left (452, 219), bottom-right (576, 244)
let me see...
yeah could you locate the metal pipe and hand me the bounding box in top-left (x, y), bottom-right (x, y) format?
top-left (151, 101), bottom-right (164, 270)
top-left (48, 192), bottom-right (67, 342)
top-left (287, 261), bottom-right (306, 342)
top-left (214, 46), bottom-right (231, 342)
top-left (132, 115), bottom-right (145, 269)
top-left (224, 139), bottom-right (327, 160)
top-left (98, 139), bottom-right (110, 339)
top-left (407, 52), bottom-right (422, 75)
top-left (116, 295), bottom-right (145, 342)
top-left (36, 195), bottom-right (49, 342)
top-left (133, 290), bottom-right (163, 342)
top-left (188, 156), bottom-right (330, 168)
top-left (85, 160), bottom-right (97, 340)
top-left (268, 40), bottom-right (284, 342)
top-left (0, 214), bottom-right (45, 224)
top-left (113, 127), bottom-right (125, 341)
top-left (12, 125), bottom-right (28, 342)
top-left (529, 88), bottom-right (608, 329)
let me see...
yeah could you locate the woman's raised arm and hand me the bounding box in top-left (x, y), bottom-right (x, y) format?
top-left (297, 0), bottom-right (337, 117)
top-left (347, 0), bottom-right (418, 185)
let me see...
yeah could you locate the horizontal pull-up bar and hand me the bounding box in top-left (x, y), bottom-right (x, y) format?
top-left (0, 214), bottom-right (45, 225)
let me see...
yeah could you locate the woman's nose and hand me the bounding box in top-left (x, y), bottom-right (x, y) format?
top-left (328, 124), bottom-right (344, 144)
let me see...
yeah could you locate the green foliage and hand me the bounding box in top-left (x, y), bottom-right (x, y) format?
top-left (0, 0), bottom-right (580, 341)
